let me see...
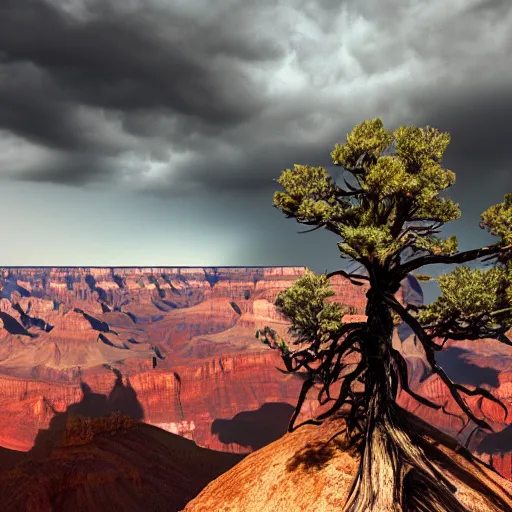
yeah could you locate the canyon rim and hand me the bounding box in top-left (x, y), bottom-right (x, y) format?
top-left (0, 266), bottom-right (511, 480)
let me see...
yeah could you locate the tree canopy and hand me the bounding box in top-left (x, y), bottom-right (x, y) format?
top-left (269, 118), bottom-right (512, 355)
top-left (257, 118), bottom-right (512, 511)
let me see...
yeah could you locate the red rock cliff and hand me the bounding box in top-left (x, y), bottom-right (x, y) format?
top-left (0, 267), bottom-right (510, 482)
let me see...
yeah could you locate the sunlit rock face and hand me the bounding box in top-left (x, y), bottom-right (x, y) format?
top-left (183, 413), bottom-right (512, 512)
top-left (0, 267), bottom-right (369, 456)
top-left (0, 267), bottom-right (510, 482)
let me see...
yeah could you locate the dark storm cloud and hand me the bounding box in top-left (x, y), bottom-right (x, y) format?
top-left (0, 0), bottom-right (511, 200)
top-left (414, 85), bottom-right (512, 173)
top-left (15, 152), bottom-right (113, 186)
top-left (0, 0), bottom-right (272, 121)
top-left (0, 0), bottom-right (282, 183)
top-left (0, 63), bottom-right (86, 151)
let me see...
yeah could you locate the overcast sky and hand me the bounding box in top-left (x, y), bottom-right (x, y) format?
top-left (1, 0), bottom-right (511, 303)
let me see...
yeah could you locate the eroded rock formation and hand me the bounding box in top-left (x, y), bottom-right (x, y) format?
top-left (0, 267), bottom-right (359, 455)
top-left (0, 402), bottom-right (243, 512)
top-left (0, 267), bottom-right (511, 482)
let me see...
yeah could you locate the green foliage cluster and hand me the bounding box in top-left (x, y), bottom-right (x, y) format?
top-left (275, 270), bottom-right (346, 344)
top-left (411, 234), bottom-right (458, 255)
top-left (273, 165), bottom-right (340, 223)
top-left (416, 195), bottom-right (512, 330)
top-left (330, 118), bottom-right (392, 168)
top-left (480, 193), bottom-right (512, 245)
top-left (418, 263), bottom-right (512, 330)
top-left (273, 118), bottom-right (461, 265)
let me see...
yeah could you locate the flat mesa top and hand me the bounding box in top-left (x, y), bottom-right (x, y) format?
top-left (0, 266), bottom-right (309, 280)
top-left (0, 266), bottom-right (306, 270)
top-left (0, 266), bottom-right (304, 268)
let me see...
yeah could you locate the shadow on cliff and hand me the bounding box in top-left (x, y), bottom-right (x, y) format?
top-left (0, 312), bottom-right (33, 336)
top-left (477, 423), bottom-right (512, 456)
top-left (29, 368), bottom-right (145, 460)
top-left (211, 402), bottom-right (295, 451)
top-left (436, 346), bottom-right (500, 388)
top-left (0, 280), bottom-right (31, 299)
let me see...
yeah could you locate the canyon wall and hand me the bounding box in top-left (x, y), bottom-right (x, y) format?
top-left (0, 267), bottom-right (370, 454)
top-left (1, 267), bottom-right (511, 481)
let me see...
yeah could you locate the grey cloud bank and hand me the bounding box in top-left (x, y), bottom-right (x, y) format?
top-left (0, 0), bottom-right (511, 304)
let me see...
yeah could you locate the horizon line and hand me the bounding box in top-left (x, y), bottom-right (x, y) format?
top-left (0, 265), bottom-right (309, 269)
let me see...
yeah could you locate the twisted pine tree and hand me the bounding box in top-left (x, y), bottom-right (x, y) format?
top-left (256, 119), bottom-right (512, 512)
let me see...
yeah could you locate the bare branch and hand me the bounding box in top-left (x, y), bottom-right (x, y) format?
top-left (453, 381), bottom-right (507, 421)
top-left (323, 328), bottom-right (365, 390)
top-left (297, 224), bottom-right (326, 234)
top-left (381, 292), bottom-right (506, 430)
top-left (390, 347), bottom-right (443, 410)
top-left (326, 269), bottom-right (369, 286)
top-left (316, 360), bottom-right (368, 422)
top-left (497, 332), bottom-right (512, 347)
top-left (440, 400), bottom-right (466, 429)
top-left (288, 376), bottom-right (317, 432)
top-left (390, 243), bottom-right (512, 285)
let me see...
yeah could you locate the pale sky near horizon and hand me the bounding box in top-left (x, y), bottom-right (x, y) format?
top-left (1, 0), bottom-right (511, 305)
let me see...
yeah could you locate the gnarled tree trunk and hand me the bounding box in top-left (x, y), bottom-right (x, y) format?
top-left (344, 289), bottom-right (470, 512)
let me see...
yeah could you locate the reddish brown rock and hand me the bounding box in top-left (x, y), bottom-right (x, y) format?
top-left (183, 411), bottom-right (512, 512)
top-left (1, 266), bottom-right (511, 484)
top-left (0, 414), bottom-right (243, 512)
top-left (0, 267), bottom-right (347, 456)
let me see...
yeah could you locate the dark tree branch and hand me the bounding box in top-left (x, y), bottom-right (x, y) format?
top-left (259, 321), bottom-right (367, 433)
top-left (441, 400), bottom-right (466, 429)
top-left (381, 292), bottom-right (507, 430)
top-left (390, 243), bottom-right (512, 286)
top-left (315, 360), bottom-right (368, 423)
top-left (297, 224), bottom-right (325, 234)
top-left (342, 153), bottom-right (370, 175)
top-left (379, 197), bottom-right (397, 225)
top-left (288, 376), bottom-right (319, 432)
top-left (288, 329), bottom-right (367, 432)
top-left (323, 328), bottom-right (365, 391)
top-left (326, 268), bottom-right (369, 286)
top-left (390, 197), bottom-right (412, 238)
top-left (425, 312), bottom-right (512, 349)
top-left (390, 347), bottom-right (443, 410)
top-left (497, 332), bottom-right (512, 346)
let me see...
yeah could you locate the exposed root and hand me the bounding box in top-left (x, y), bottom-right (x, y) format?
top-left (342, 405), bottom-right (512, 512)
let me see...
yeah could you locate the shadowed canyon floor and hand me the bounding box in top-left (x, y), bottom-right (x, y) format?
top-left (0, 377), bottom-right (243, 512)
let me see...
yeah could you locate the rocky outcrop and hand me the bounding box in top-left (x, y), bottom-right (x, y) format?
top-left (0, 267), bottom-right (511, 483)
top-left (0, 414), bottom-right (244, 512)
top-left (183, 411), bottom-right (512, 512)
